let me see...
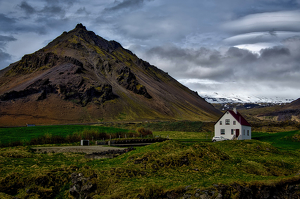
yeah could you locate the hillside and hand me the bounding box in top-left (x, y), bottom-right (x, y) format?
top-left (252, 98), bottom-right (300, 122)
top-left (0, 24), bottom-right (221, 126)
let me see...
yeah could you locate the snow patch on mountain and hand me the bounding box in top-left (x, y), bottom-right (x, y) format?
top-left (203, 93), bottom-right (294, 104)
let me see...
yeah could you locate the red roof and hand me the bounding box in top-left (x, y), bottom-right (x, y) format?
top-left (227, 110), bottom-right (251, 126)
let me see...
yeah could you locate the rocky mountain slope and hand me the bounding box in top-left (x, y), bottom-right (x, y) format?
top-left (0, 24), bottom-right (221, 126)
top-left (256, 98), bottom-right (300, 122)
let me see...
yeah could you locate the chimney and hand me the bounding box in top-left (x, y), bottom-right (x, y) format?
top-left (233, 107), bottom-right (237, 114)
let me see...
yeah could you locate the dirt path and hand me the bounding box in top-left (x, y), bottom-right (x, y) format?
top-left (32, 145), bottom-right (124, 154)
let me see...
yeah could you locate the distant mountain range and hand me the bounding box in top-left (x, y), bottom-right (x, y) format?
top-left (256, 98), bottom-right (300, 122)
top-left (207, 92), bottom-right (300, 122)
top-left (203, 93), bottom-right (294, 104)
top-left (0, 24), bottom-right (221, 126)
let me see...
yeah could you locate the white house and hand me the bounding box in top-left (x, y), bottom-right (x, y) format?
top-left (214, 108), bottom-right (251, 140)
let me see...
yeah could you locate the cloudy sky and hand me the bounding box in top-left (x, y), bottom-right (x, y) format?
top-left (1, 0), bottom-right (300, 101)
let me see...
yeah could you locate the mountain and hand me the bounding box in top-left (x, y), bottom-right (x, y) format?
top-left (254, 98), bottom-right (300, 122)
top-left (203, 93), bottom-right (294, 104)
top-left (0, 24), bottom-right (221, 126)
top-left (285, 98), bottom-right (300, 110)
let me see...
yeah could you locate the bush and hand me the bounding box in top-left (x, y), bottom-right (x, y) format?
top-left (65, 133), bottom-right (81, 143)
top-left (136, 127), bottom-right (153, 137)
top-left (292, 134), bottom-right (300, 141)
top-left (0, 140), bottom-right (24, 148)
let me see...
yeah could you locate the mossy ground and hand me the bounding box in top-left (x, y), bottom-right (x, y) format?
top-left (1, 128), bottom-right (300, 198)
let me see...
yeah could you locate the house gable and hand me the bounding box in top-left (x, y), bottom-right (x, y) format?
top-left (215, 110), bottom-right (250, 127)
top-left (214, 109), bottom-right (251, 140)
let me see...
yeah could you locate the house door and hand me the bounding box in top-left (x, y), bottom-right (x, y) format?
top-left (236, 129), bottom-right (240, 137)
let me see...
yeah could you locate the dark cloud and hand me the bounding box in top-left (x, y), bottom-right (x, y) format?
top-left (0, 35), bottom-right (16, 51)
top-left (146, 44), bottom-right (223, 68)
top-left (0, 36), bottom-right (16, 68)
top-left (0, 49), bottom-right (12, 69)
top-left (282, 36), bottom-right (300, 53)
top-left (18, 0), bottom-right (73, 17)
top-left (19, 1), bottom-right (36, 15)
top-left (226, 47), bottom-right (257, 60)
top-left (105, 0), bottom-right (152, 11)
top-left (44, 0), bottom-right (75, 7)
top-left (143, 41), bottom-right (300, 88)
top-left (0, 35), bottom-right (16, 42)
top-left (260, 47), bottom-right (290, 59)
top-left (0, 1), bottom-right (71, 36)
top-left (40, 5), bottom-right (66, 17)
top-left (0, 14), bottom-right (16, 32)
top-left (76, 7), bottom-right (89, 15)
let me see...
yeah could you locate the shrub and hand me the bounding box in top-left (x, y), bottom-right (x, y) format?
top-left (136, 127), bottom-right (153, 137)
top-left (65, 133), bottom-right (81, 143)
top-left (292, 134), bottom-right (300, 141)
top-left (0, 140), bottom-right (23, 147)
top-left (79, 129), bottom-right (111, 140)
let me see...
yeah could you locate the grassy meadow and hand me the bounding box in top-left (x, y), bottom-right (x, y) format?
top-left (0, 125), bottom-right (131, 146)
top-left (0, 122), bottom-right (300, 198)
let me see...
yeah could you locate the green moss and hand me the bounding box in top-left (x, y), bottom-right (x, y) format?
top-left (136, 84), bottom-right (143, 90)
top-left (1, 136), bottom-right (300, 198)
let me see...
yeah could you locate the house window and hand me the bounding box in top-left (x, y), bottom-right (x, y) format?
top-left (221, 129), bottom-right (225, 135)
top-left (233, 121), bottom-right (236, 125)
top-left (231, 129), bottom-right (234, 135)
top-left (220, 121), bottom-right (222, 125)
top-left (225, 119), bottom-right (230, 125)
top-left (247, 130), bottom-right (249, 136)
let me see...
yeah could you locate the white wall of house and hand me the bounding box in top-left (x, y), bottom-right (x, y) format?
top-left (214, 111), bottom-right (251, 140)
top-left (239, 125), bottom-right (251, 140)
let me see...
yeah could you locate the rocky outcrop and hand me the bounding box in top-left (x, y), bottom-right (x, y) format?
top-left (0, 88), bottom-right (41, 101)
top-left (0, 77), bottom-right (117, 106)
top-left (116, 66), bottom-right (151, 98)
top-left (5, 52), bottom-right (83, 76)
top-left (58, 83), bottom-right (117, 106)
top-left (136, 179), bottom-right (300, 199)
top-left (7, 52), bottom-right (60, 75)
top-left (186, 181), bottom-right (300, 199)
top-left (69, 173), bottom-right (97, 199)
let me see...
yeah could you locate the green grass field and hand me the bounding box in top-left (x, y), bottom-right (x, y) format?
top-left (0, 125), bottom-right (300, 198)
top-left (153, 131), bottom-right (212, 142)
top-left (252, 130), bottom-right (300, 150)
top-left (0, 125), bottom-right (130, 145)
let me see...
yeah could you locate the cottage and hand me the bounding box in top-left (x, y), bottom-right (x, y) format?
top-left (214, 108), bottom-right (251, 140)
